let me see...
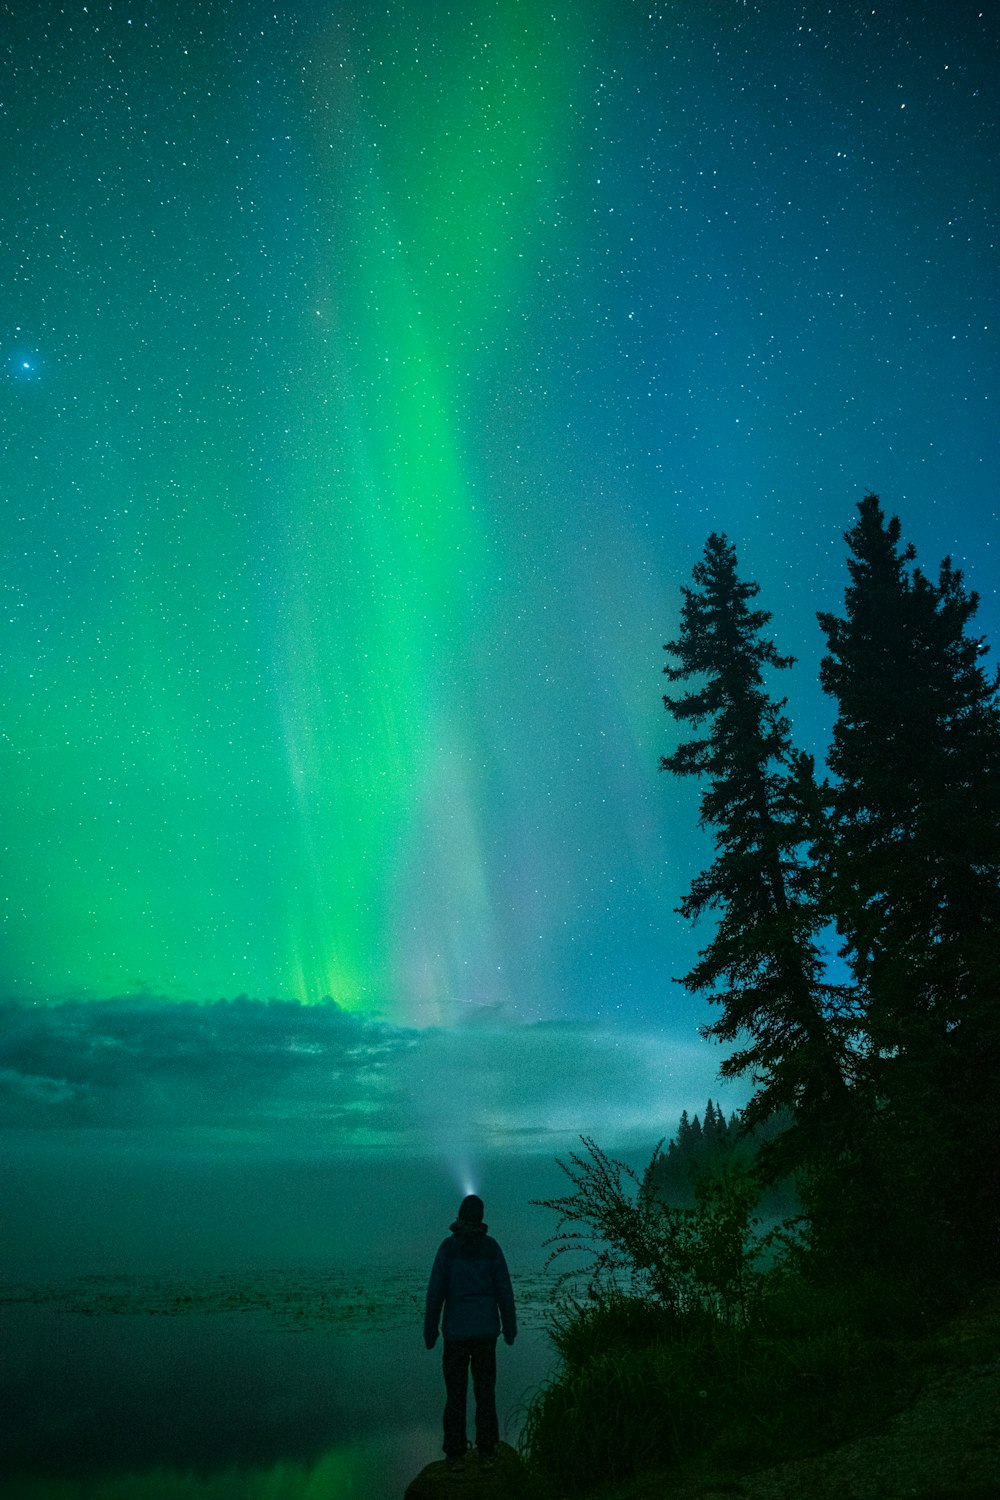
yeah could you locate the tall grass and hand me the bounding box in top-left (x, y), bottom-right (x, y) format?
top-left (520, 1281), bottom-right (917, 1495)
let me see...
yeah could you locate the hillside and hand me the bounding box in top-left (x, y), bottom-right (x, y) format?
top-left (599, 1284), bottom-right (1000, 1500)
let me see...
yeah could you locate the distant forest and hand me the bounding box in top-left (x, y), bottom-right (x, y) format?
top-left (647, 1099), bottom-right (741, 1197)
top-left (646, 1099), bottom-right (798, 1216)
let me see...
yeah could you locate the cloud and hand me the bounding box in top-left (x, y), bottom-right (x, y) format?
top-left (0, 998), bottom-right (416, 1143)
top-left (395, 1018), bottom-right (721, 1153)
top-left (0, 997), bottom-right (739, 1153)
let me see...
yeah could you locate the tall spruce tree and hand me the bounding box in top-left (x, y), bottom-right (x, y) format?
top-left (818, 495), bottom-right (1000, 1266)
top-left (818, 495), bottom-right (1000, 1042)
top-left (662, 534), bottom-right (850, 1164)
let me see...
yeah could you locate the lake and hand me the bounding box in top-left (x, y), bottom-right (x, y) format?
top-left (1, 1267), bottom-right (557, 1500)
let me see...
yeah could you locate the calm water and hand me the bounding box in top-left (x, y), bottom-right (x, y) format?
top-left (1, 1269), bottom-right (555, 1500)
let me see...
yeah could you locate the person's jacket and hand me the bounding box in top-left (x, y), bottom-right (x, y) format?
top-left (423, 1221), bottom-right (517, 1345)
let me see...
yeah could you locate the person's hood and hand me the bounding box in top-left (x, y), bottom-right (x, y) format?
top-left (449, 1219), bottom-right (489, 1238)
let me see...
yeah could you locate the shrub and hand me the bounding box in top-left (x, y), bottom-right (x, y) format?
top-left (531, 1137), bottom-right (780, 1324)
top-left (522, 1137), bottom-right (928, 1495)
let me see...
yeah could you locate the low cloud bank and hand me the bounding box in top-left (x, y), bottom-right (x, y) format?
top-left (0, 996), bottom-right (737, 1153)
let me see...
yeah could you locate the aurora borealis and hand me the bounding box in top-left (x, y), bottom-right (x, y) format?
top-left (2, 1), bottom-right (998, 1112)
top-left (3, 0), bottom-right (669, 1018)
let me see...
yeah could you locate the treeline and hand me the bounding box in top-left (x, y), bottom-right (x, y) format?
top-left (646, 1099), bottom-right (740, 1197)
top-left (659, 493), bottom-right (1000, 1282)
top-left (646, 1098), bottom-right (798, 1215)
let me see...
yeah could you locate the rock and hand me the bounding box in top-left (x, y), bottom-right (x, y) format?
top-left (403, 1441), bottom-right (535, 1499)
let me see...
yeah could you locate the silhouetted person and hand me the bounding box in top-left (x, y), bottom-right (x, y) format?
top-left (423, 1193), bottom-right (517, 1471)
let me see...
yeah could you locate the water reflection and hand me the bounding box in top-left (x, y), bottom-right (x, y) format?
top-left (2, 1276), bottom-right (552, 1500)
top-left (5, 1434), bottom-right (435, 1500)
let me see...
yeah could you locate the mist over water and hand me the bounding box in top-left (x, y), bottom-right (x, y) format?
top-left (1, 1012), bottom-right (728, 1495)
top-left (3, 1290), bottom-right (554, 1500)
top-left (2, 1146), bottom-right (565, 1499)
top-left (0, 985), bottom-right (742, 1490)
top-left (1, 1086), bottom-right (679, 1495)
top-left (1, 1135), bottom-right (580, 1275)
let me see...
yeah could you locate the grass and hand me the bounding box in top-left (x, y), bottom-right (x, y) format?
top-left (517, 1271), bottom-right (981, 1499)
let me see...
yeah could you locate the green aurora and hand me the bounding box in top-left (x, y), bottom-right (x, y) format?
top-left (2, 0), bottom-right (997, 1022)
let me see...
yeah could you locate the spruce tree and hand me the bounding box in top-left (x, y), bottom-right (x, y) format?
top-left (819, 495), bottom-right (1000, 1049)
top-left (818, 494), bottom-right (1000, 1267)
top-left (662, 534), bottom-right (850, 1165)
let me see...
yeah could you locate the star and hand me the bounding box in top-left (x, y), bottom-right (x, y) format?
top-left (9, 350), bottom-right (42, 382)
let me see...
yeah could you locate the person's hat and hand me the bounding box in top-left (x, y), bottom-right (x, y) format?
top-left (457, 1194), bottom-right (484, 1223)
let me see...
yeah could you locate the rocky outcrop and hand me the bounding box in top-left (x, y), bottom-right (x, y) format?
top-left (403, 1441), bottom-right (535, 1499)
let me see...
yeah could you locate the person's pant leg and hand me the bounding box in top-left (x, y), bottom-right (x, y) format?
top-left (441, 1339), bottom-right (471, 1458)
top-left (469, 1337), bottom-right (499, 1454)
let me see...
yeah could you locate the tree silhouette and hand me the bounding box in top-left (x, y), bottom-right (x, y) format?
top-left (818, 494), bottom-right (1000, 1267)
top-left (662, 534), bottom-right (851, 1170)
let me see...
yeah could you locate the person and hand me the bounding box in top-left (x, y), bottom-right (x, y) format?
top-left (423, 1193), bottom-right (517, 1471)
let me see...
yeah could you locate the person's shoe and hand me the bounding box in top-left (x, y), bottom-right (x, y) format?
top-left (479, 1449), bottom-right (497, 1471)
top-left (445, 1454), bottom-right (464, 1469)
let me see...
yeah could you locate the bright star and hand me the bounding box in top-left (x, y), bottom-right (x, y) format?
top-left (9, 350), bottom-right (42, 382)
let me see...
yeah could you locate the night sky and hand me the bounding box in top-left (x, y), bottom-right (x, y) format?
top-left (2, 1), bottom-right (998, 1230)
